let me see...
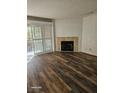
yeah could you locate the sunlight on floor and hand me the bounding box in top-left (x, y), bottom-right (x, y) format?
top-left (27, 52), bottom-right (34, 63)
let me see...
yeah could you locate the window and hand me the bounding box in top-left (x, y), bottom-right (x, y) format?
top-left (27, 21), bottom-right (54, 61)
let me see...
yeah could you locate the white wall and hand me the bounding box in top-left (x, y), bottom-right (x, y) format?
top-left (55, 18), bottom-right (82, 51)
top-left (82, 12), bottom-right (97, 55)
top-left (55, 13), bottom-right (97, 55)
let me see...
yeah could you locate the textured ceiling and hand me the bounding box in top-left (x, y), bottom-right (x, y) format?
top-left (27, 0), bottom-right (97, 19)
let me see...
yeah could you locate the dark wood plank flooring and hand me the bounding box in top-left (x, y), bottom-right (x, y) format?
top-left (27, 52), bottom-right (97, 93)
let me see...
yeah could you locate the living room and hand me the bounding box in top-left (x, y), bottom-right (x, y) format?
top-left (27, 0), bottom-right (97, 93)
top-left (1, 0), bottom-right (124, 93)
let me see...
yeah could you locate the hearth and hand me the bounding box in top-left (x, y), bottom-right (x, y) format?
top-left (61, 41), bottom-right (74, 51)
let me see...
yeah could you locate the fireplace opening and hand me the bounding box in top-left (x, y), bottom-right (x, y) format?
top-left (61, 41), bottom-right (74, 51)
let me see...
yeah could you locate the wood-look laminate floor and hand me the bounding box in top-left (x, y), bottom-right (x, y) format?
top-left (27, 52), bottom-right (97, 93)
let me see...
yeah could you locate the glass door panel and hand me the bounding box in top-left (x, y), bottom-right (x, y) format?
top-left (44, 24), bottom-right (52, 38)
top-left (32, 26), bottom-right (43, 54)
top-left (44, 39), bottom-right (52, 51)
top-left (27, 25), bottom-right (34, 61)
top-left (32, 26), bottom-right (42, 39)
top-left (34, 40), bottom-right (43, 53)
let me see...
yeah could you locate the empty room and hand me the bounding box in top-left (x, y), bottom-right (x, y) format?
top-left (27, 0), bottom-right (97, 93)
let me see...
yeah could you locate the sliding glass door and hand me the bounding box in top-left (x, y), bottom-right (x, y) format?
top-left (44, 24), bottom-right (53, 52)
top-left (32, 25), bottom-right (43, 54)
top-left (27, 21), bottom-right (54, 61)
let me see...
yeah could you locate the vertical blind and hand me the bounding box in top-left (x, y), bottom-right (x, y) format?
top-left (27, 20), bottom-right (54, 61)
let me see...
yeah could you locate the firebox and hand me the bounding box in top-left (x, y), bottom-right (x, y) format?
top-left (61, 41), bottom-right (74, 51)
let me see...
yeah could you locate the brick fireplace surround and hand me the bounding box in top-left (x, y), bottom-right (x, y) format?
top-left (56, 37), bottom-right (78, 52)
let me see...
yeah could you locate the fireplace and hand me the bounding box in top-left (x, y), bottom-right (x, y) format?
top-left (56, 37), bottom-right (78, 52)
top-left (61, 41), bottom-right (74, 51)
